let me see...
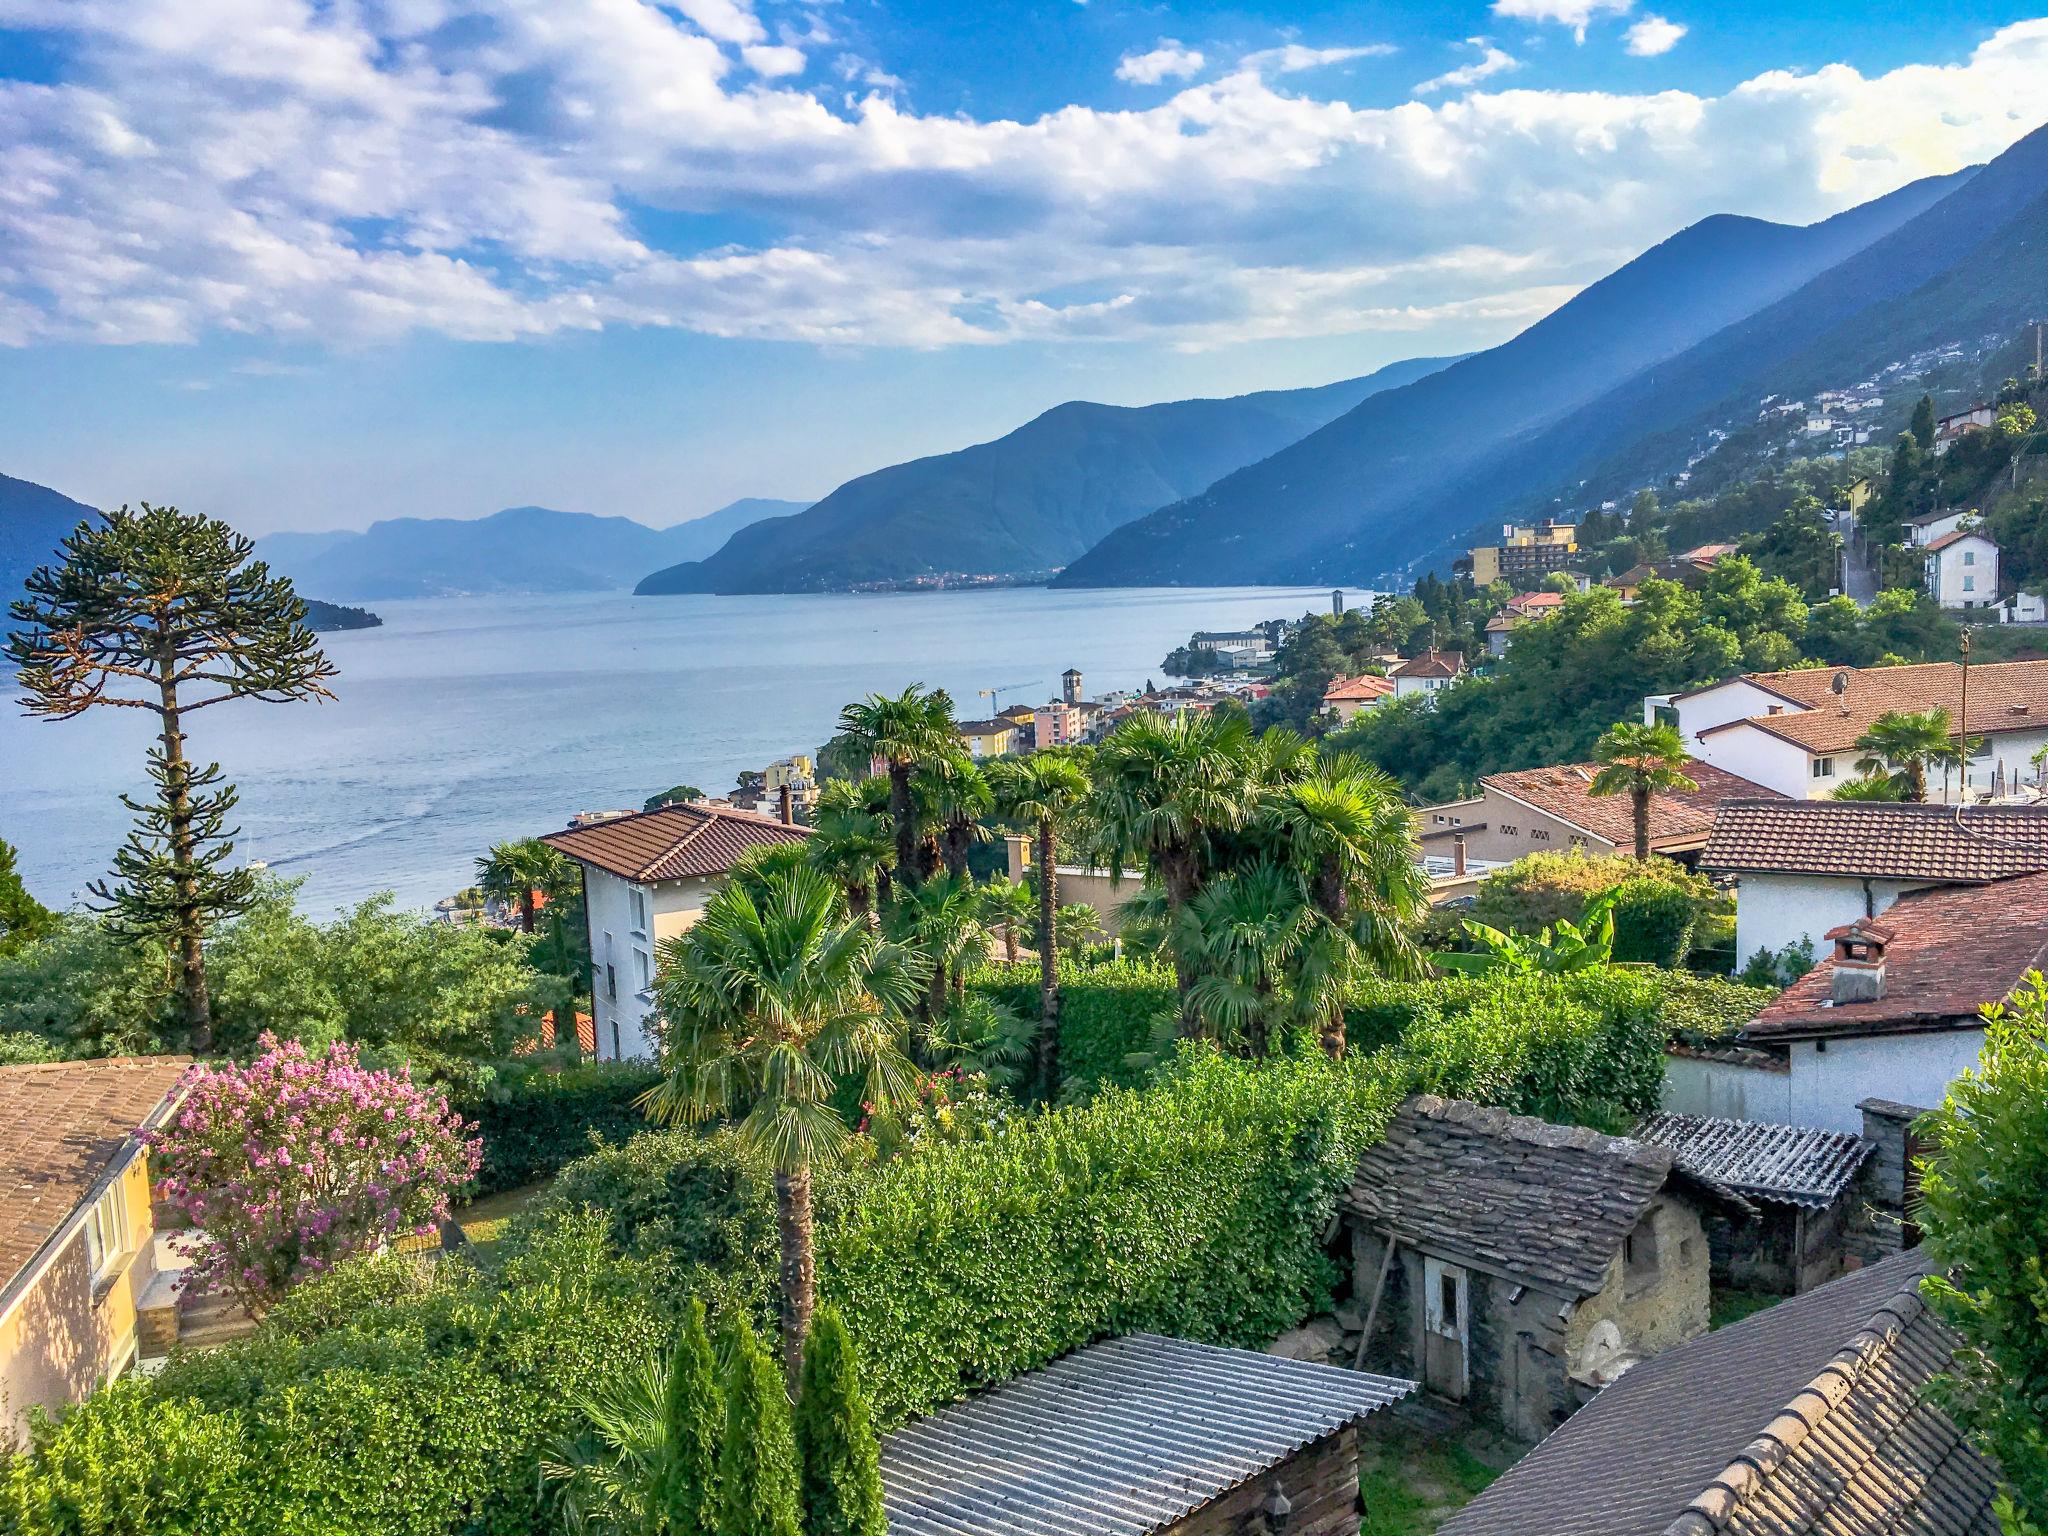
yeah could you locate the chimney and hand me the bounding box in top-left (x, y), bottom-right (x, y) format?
top-left (1826, 918), bottom-right (1892, 1004)
top-left (1452, 833), bottom-right (1467, 878)
top-left (778, 783), bottom-right (794, 825)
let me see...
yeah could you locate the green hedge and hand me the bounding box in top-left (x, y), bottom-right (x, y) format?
top-left (971, 960), bottom-right (1177, 1097)
top-left (455, 1061), bottom-right (663, 1195)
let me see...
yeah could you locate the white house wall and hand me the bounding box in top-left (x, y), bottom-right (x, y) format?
top-left (583, 869), bottom-right (722, 1062)
top-left (1786, 1030), bottom-right (1987, 1133)
top-left (1731, 874), bottom-right (1930, 969)
top-left (1667, 680), bottom-right (1799, 743)
top-left (1691, 725), bottom-right (1813, 799)
top-left (1661, 1054), bottom-right (1795, 1123)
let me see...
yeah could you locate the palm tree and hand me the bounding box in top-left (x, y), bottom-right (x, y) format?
top-left (1854, 708), bottom-right (1958, 803)
top-left (836, 687), bottom-right (957, 890)
top-left (645, 866), bottom-right (925, 1388)
top-left (988, 752), bottom-right (1091, 1091)
top-left (885, 872), bottom-right (988, 1024)
top-left (1181, 863), bottom-right (1321, 1056)
top-left (1088, 711), bottom-right (1254, 1017)
top-left (808, 778), bottom-right (893, 922)
top-left (978, 878), bottom-right (1036, 965)
top-left (1831, 773), bottom-right (1905, 802)
top-left (1589, 721), bottom-right (1699, 860)
top-left (913, 753), bottom-right (993, 879)
top-left (1053, 903), bottom-right (1104, 956)
top-left (476, 837), bottom-right (575, 933)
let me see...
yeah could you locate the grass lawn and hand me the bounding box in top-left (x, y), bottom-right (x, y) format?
top-left (456, 1182), bottom-right (550, 1247)
top-left (1358, 1420), bottom-right (1517, 1536)
top-left (1710, 1285), bottom-right (1781, 1331)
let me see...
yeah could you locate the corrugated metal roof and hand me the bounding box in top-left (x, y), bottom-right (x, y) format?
top-left (880, 1334), bottom-right (1411, 1536)
top-left (1635, 1114), bottom-right (1874, 1210)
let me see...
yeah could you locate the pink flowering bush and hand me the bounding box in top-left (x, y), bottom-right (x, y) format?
top-left (147, 1033), bottom-right (481, 1314)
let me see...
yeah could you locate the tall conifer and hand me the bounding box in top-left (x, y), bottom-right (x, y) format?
top-left (714, 1317), bottom-right (802, 1536)
top-left (794, 1307), bottom-right (887, 1536)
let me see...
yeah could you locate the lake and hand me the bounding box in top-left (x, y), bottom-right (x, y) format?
top-left (2, 586), bottom-right (1359, 915)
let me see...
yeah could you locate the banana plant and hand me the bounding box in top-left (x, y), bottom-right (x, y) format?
top-left (1432, 890), bottom-right (1618, 976)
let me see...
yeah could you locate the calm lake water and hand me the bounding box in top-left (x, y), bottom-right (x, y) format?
top-left (2, 586), bottom-right (1358, 915)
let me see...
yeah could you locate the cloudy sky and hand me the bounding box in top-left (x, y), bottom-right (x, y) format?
top-left (1, 1), bottom-right (2043, 534)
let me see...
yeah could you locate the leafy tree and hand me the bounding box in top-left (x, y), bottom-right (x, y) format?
top-left (1911, 393), bottom-right (1938, 451)
top-left (475, 837), bottom-right (575, 934)
top-left (1589, 720), bottom-right (1699, 861)
top-left (1919, 975), bottom-right (2048, 1530)
top-left (8, 505), bottom-right (336, 1048)
top-left (793, 1306), bottom-right (887, 1536)
top-left (146, 1034), bottom-right (480, 1315)
top-left (0, 838), bottom-right (55, 958)
top-left (648, 865), bottom-right (924, 1388)
top-left (715, 1315), bottom-right (804, 1536)
top-left (644, 785), bottom-right (705, 812)
top-left (988, 752), bottom-right (1091, 1090)
top-left (1436, 892), bottom-right (1617, 976)
top-left (835, 686), bottom-right (957, 889)
top-left (1854, 707), bottom-right (1959, 802)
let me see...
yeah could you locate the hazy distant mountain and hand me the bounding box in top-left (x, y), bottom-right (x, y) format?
top-left (0, 474), bottom-right (98, 630)
top-left (257, 498), bottom-right (805, 600)
top-left (636, 355), bottom-right (1458, 595)
top-left (1054, 160), bottom-right (1980, 587)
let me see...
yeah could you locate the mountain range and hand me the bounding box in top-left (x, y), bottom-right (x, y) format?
top-left (255, 499), bottom-right (809, 600)
top-left (1054, 149), bottom-right (2008, 587)
top-left (635, 355), bottom-right (1456, 595)
top-left (0, 474), bottom-right (99, 631)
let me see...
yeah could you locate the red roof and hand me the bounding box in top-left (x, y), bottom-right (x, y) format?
top-left (1702, 801), bottom-right (2048, 883)
top-left (540, 802), bottom-right (808, 882)
top-left (1324, 673), bottom-right (1396, 703)
top-left (1482, 761), bottom-right (1783, 851)
top-left (1389, 650), bottom-right (1465, 680)
top-left (1696, 659), bottom-right (2048, 754)
top-left (1923, 527), bottom-right (1996, 554)
top-left (1746, 871), bottom-right (2048, 1040)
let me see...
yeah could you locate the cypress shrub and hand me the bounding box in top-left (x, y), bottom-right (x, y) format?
top-left (657, 1298), bottom-right (722, 1536)
top-left (456, 1061), bottom-right (663, 1195)
top-left (793, 1306), bottom-right (887, 1536)
top-left (715, 1317), bottom-right (803, 1536)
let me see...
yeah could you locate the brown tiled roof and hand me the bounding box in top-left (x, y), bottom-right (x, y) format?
top-left (955, 719), bottom-right (1014, 737)
top-left (540, 801), bottom-right (808, 882)
top-left (1439, 1251), bottom-right (1997, 1536)
top-left (1634, 1114), bottom-right (1872, 1210)
top-left (1745, 870), bottom-right (2048, 1040)
top-left (1702, 800), bottom-right (2048, 882)
top-left (0, 1057), bottom-right (190, 1301)
top-left (1343, 1096), bottom-right (1676, 1296)
top-left (1923, 527), bottom-right (1995, 554)
top-left (1699, 660), bottom-right (2048, 754)
top-left (1389, 650), bottom-right (1465, 680)
top-left (1483, 761), bottom-right (1783, 851)
top-left (1323, 673), bottom-right (1395, 703)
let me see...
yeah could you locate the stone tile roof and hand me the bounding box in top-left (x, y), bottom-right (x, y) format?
top-left (1746, 871), bottom-right (2048, 1040)
top-left (1698, 659), bottom-right (2048, 754)
top-left (1343, 1096), bottom-right (1676, 1296)
top-left (1439, 1251), bottom-right (1997, 1536)
top-left (1323, 673), bottom-right (1395, 703)
top-left (540, 801), bottom-right (808, 882)
top-left (1634, 1114), bottom-right (1873, 1211)
top-left (1702, 800), bottom-right (2048, 883)
top-left (0, 1057), bottom-right (190, 1303)
top-left (879, 1334), bottom-right (1411, 1536)
top-left (1483, 762), bottom-right (1782, 851)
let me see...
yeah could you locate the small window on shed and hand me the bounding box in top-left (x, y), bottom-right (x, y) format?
top-left (1624, 1221), bottom-right (1659, 1285)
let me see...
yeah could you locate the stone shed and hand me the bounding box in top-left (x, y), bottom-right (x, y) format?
top-left (879, 1333), bottom-right (1412, 1536)
top-left (1635, 1112), bottom-right (1874, 1295)
top-left (1342, 1096), bottom-right (1716, 1443)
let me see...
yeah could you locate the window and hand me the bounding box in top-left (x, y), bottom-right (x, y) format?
top-left (633, 948), bottom-right (650, 996)
top-left (1624, 1220), bottom-right (1660, 1288)
top-left (1812, 756), bottom-right (1833, 779)
top-left (629, 887), bottom-right (648, 936)
top-left (603, 932), bottom-right (616, 1002)
top-left (1963, 550), bottom-right (1976, 566)
top-left (83, 1179), bottom-right (129, 1285)
top-left (1963, 575), bottom-right (1976, 593)
top-left (1500, 824), bottom-right (1519, 836)
top-left (1423, 1257), bottom-right (1467, 1340)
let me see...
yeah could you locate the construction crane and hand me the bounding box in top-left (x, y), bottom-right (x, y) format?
top-left (977, 681), bottom-right (1043, 714)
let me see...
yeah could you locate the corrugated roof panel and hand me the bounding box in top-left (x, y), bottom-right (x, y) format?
top-left (1636, 1115), bottom-right (1875, 1210)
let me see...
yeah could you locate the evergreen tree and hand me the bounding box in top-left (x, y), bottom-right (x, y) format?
top-left (1911, 393), bottom-right (1938, 451)
top-left (657, 1299), bottom-right (723, 1536)
top-left (7, 505), bottom-right (335, 1048)
top-left (793, 1307), bottom-right (887, 1536)
top-left (715, 1317), bottom-right (804, 1536)
top-left (0, 839), bottom-right (55, 959)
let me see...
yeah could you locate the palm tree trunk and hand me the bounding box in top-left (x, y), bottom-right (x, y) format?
top-left (1632, 784), bottom-right (1651, 861)
top-left (518, 890), bottom-right (537, 933)
top-left (943, 820), bottom-right (971, 878)
top-left (888, 764), bottom-right (918, 886)
top-left (1161, 846), bottom-right (1203, 1035)
top-left (1036, 820), bottom-right (1061, 1097)
top-left (774, 1166), bottom-right (814, 1397)
top-left (1315, 855), bottom-right (1347, 1062)
top-left (1907, 761), bottom-right (1927, 802)
top-left (1004, 920), bottom-right (1019, 965)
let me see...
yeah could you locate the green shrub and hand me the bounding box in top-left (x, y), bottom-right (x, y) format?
top-left (1608, 877), bottom-right (1699, 967)
top-left (1655, 972), bottom-right (1776, 1047)
top-left (716, 1316), bottom-right (803, 1536)
top-left (456, 1061), bottom-right (663, 1195)
top-left (793, 1307), bottom-right (887, 1536)
top-left (971, 960), bottom-right (1177, 1097)
top-left (0, 1390), bottom-right (261, 1535)
top-left (1471, 852), bottom-right (1716, 964)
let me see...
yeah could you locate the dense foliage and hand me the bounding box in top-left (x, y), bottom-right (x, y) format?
top-left (456, 1061), bottom-right (663, 1196)
top-left (1468, 852), bottom-right (1719, 969)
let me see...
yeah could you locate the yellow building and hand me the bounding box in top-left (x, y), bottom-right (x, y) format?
top-left (1469, 520), bottom-right (1579, 586)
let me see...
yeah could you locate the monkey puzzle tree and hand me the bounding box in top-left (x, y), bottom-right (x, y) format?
top-left (8, 505), bottom-right (336, 1049)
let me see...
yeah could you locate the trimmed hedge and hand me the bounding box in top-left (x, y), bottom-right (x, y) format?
top-left (972, 960), bottom-right (1176, 1097)
top-left (456, 1061), bottom-right (663, 1195)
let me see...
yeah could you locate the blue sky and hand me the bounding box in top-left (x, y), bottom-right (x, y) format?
top-left (1, 1), bottom-right (2044, 534)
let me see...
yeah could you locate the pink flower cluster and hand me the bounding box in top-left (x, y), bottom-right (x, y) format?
top-left (145, 1034), bottom-right (482, 1314)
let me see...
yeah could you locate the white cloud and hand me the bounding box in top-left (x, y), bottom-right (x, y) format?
top-left (1, 5), bottom-right (2044, 352)
top-left (1492, 0), bottom-right (1635, 43)
top-left (1625, 15), bottom-right (1687, 56)
top-left (1116, 41), bottom-right (1204, 85)
top-left (743, 43), bottom-right (806, 78)
top-left (1416, 40), bottom-right (1520, 95)
top-left (1239, 44), bottom-right (1397, 76)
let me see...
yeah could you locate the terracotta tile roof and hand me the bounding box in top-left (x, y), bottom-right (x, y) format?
top-left (1680, 543), bottom-right (1739, 563)
top-left (1343, 1096), bottom-right (1677, 1296)
top-left (1483, 761), bottom-right (1783, 851)
top-left (0, 1057), bottom-right (190, 1301)
top-left (1323, 673), bottom-right (1395, 703)
top-left (955, 719), bottom-right (1015, 737)
top-left (1439, 1251), bottom-right (1998, 1536)
top-left (1389, 651), bottom-right (1464, 680)
top-left (1699, 660), bottom-right (2048, 755)
top-left (1609, 561), bottom-right (1711, 590)
top-left (1745, 870), bottom-right (2048, 1040)
top-left (1702, 800), bottom-right (2048, 882)
top-left (540, 801), bottom-right (808, 882)
top-left (1923, 527), bottom-right (1995, 554)
top-left (1634, 1114), bottom-right (1873, 1210)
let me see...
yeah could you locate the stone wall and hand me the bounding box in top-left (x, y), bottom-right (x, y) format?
top-left (1162, 1426), bottom-right (1361, 1536)
top-left (1845, 1098), bottom-right (1928, 1265)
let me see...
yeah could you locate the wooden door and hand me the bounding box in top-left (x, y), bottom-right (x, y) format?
top-left (1422, 1256), bottom-right (1470, 1400)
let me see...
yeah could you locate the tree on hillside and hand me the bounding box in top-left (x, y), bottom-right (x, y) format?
top-left (644, 784), bottom-right (704, 811)
top-left (1854, 708), bottom-right (1959, 803)
top-left (0, 839), bottom-right (54, 959)
top-left (836, 687), bottom-right (957, 891)
top-left (1589, 721), bottom-right (1698, 861)
top-left (793, 1306), bottom-right (887, 1536)
top-left (989, 752), bottom-right (1090, 1091)
top-left (648, 866), bottom-right (924, 1388)
top-left (475, 837), bottom-right (575, 934)
top-left (8, 504), bottom-right (336, 1049)
top-left (1911, 393), bottom-right (1938, 452)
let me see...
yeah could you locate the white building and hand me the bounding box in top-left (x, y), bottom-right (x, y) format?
top-left (1701, 799), bottom-right (2048, 967)
top-left (1388, 650), bottom-right (1465, 701)
top-left (1655, 660), bottom-right (2048, 801)
top-left (1921, 529), bottom-right (1999, 611)
top-left (541, 803), bottom-right (811, 1061)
